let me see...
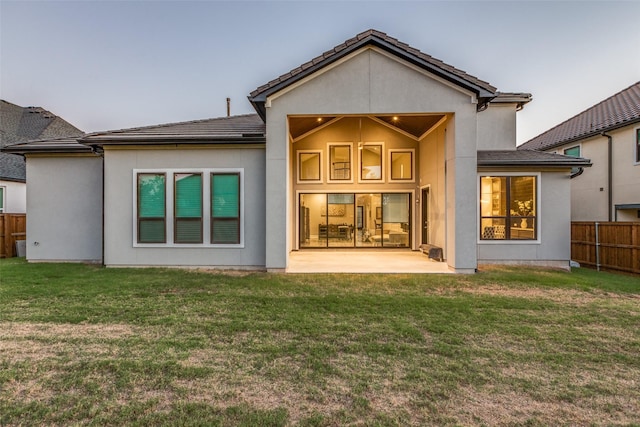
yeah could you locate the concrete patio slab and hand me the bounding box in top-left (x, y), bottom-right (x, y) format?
top-left (287, 250), bottom-right (452, 273)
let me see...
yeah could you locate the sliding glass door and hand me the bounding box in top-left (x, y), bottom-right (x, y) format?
top-left (299, 193), bottom-right (410, 248)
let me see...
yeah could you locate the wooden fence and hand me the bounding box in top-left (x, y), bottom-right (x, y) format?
top-left (571, 222), bottom-right (640, 275)
top-left (0, 214), bottom-right (26, 258)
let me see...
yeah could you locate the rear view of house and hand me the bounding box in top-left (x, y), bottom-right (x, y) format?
top-left (2, 30), bottom-right (589, 272)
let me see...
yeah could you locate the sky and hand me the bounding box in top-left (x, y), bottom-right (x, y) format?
top-left (1, 1), bottom-right (639, 145)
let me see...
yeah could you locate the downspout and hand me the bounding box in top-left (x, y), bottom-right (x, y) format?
top-left (602, 132), bottom-right (613, 222)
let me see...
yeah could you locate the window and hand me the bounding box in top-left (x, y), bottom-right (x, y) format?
top-left (137, 173), bottom-right (166, 243)
top-left (360, 144), bottom-right (382, 180)
top-left (298, 151), bottom-right (322, 182)
top-left (0, 186), bottom-right (4, 213)
top-left (480, 175), bottom-right (537, 240)
top-left (636, 128), bottom-right (640, 163)
top-left (211, 173), bottom-right (240, 244)
top-left (563, 145), bottom-right (581, 175)
top-left (174, 173), bottom-right (202, 243)
top-left (329, 144), bottom-right (351, 181)
top-left (135, 169), bottom-right (242, 246)
top-left (389, 150), bottom-right (414, 181)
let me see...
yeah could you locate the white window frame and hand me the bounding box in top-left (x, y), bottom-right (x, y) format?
top-left (357, 142), bottom-right (385, 183)
top-left (327, 142), bottom-right (354, 183)
top-left (296, 149), bottom-right (323, 184)
top-left (477, 172), bottom-right (541, 245)
top-left (0, 186), bottom-right (5, 213)
top-left (132, 168), bottom-right (244, 248)
top-left (388, 149), bottom-right (416, 183)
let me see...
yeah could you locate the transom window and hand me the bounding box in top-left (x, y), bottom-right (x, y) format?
top-left (360, 144), bottom-right (382, 180)
top-left (329, 144), bottom-right (351, 181)
top-left (480, 175), bottom-right (537, 240)
top-left (298, 151), bottom-right (322, 182)
top-left (135, 169), bottom-right (243, 246)
top-left (389, 150), bottom-right (414, 181)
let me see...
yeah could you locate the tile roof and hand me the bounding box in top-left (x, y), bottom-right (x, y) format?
top-left (519, 81), bottom-right (640, 151)
top-left (249, 29), bottom-right (498, 118)
top-left (0, 100), bottom-right (84, 181)
top-left (81, 114), bottom-right (265, 146)
top-left (478, 149), bottom-right (591, 167)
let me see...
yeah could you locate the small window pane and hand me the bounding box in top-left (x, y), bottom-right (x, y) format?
top-left (636, 129), bottom-right (640, 163)
top-left (138, 174), bottom-right (165, 218)
top-left (176, 219), bottom-right (202, 243)
top-left (360, 145), bottom-right (381, 180)
top-left (391, 152), bottom-right (412, 180)
top-left (138, 174), bottom-right (165, 243)
top-left (563, 146), bottom-right (580, 157)
top-left (175, 174), bottom-right (202, 218)
top-left (299, 152), bottom-right (320, 181)
top-left (330, 145), bottom-right (350, 180)
top-left (212, 219), bottom-right (239, 244)
top-left (139, 219), bottom-right (165, 243)
top-left (212, 174), bottom-right (239, 217)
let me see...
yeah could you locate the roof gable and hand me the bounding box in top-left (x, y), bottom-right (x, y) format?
top-left (519, 81), bottom-right (640, 151)
top-left (248, 29), bottom-right (498, 120)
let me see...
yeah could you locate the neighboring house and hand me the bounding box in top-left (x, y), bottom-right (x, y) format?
top-left (519, 82), bottom-right (640, 222)
top-left (0, 100), bottom-right (83, 213)
top-left (2, 29), bottom-right (589, 271)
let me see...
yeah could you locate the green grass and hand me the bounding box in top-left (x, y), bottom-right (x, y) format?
top-left (0, 258), bottom-right (639, 426)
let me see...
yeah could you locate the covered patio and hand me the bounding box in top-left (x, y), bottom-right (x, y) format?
top-left (286, 250), bottom-right (451, 273)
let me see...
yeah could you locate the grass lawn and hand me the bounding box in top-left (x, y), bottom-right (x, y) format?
top-left (0, 259), bottom-right (639, 426)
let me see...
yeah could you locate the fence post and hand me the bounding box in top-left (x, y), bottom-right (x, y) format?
top-left (595, 222), bottom-right (600, 272)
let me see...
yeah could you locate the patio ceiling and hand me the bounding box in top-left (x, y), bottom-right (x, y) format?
top-left (289, 114), bottom-right (447, 142)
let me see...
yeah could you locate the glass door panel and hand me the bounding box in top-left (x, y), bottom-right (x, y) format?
top-left (382, 193), bottom-right (410, 247)
top-left (300, 193), bottom-right (326, 248)
top-left (327, 194), bottom-right (355, 248)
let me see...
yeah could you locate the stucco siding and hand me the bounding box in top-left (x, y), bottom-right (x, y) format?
top-left (103, 147), bottom-right (266, 268)
top-left (0, 180), bottom-right (26, 213)
top-left (477, 103), bottom-right (517, 150)
top-left (419, 125), bottom-right (446, 250)
top-left (25, 155), bottom-right (103, 262)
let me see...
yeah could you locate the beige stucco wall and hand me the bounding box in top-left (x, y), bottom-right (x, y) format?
top-left (477, 103), bottom-right (518, 151)
top-left (25, 155), bottom-right (103, 262)
top-left (549, 125), bottom-right (640, 221)
top-left (102, 146), bottom-right (266, 268)
top-left (418, 123), bottom-right (447, 250)
top-left (0, 179), bottom-right (26, 213)
top-left (266, 47), bottom-right (480, 272)
top-left (477, 170), bottom-right (572, 268)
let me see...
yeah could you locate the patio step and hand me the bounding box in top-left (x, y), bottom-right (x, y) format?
top-left (420, 244), bottom-right (443, 262)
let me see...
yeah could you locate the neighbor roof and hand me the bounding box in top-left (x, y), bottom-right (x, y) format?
top-left (80, 114), bottom-right (265, 147)
top-left (477, 150), bottom-right (591, 168)
top-left (249, 29), bottom-right (500, 120)
top-left (0, 100), bottom-right (83, 181)
top-left (519, 81), bottom-right (640, 151)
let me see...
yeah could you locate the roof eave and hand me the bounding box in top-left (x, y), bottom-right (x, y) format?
top-left (80, 135), bottom-right (266, 146)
